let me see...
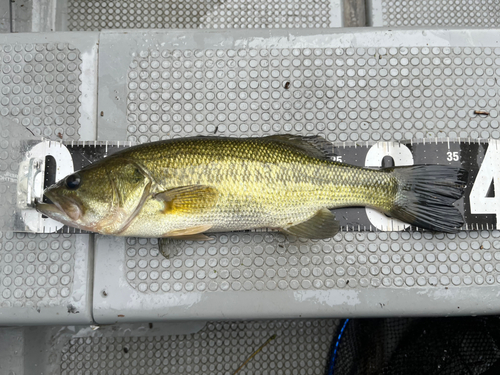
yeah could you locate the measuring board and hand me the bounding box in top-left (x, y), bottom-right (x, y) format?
top-left (15, 137), bottom-right (500, 234)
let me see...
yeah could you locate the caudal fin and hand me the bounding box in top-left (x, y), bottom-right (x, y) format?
top-left (388, 165), bottom-right (468, 233)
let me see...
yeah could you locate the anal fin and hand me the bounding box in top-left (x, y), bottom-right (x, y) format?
top-left (169, 233), bottom-right (213, 241)
top-left (281, 208), bottom-right (340, 239)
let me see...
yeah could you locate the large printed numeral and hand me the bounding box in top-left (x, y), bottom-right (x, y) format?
top-left (470, 140), bottom-right (500, 229)
top-left (364, 142), bottom-right (414, 231)
top-left (23, 141), bottom-right (74, 233)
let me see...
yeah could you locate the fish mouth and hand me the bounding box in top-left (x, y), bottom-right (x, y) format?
top-left (36, 202), bottom-right (65, 217)
top-left (36, 190), bottom-right (83, 223)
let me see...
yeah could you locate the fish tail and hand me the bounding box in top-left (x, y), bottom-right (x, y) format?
top-left (388, 165), bottom-right (468, 232)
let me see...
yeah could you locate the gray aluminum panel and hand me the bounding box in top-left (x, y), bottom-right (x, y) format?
top-left (0, 319), bottom-right (336, 375)
top-left (10, 0), bottom-right (343, 32)
top-left (367, 0), bottom-right (500, 27)
top-left (0, 32), bottom-right (98, 325)
top-left (95, 28), bottom-right (500, 323)
top-left (0, 234), bottom-right (93, 325)
top-left (59, 320), bottom-right (336, 375)
top-left (68, 0), bottom-right (342, 31)
top-left (0, 32), bottom-right (98, 141)
top-left (12, 0), bottom-right (75, 33)
top-left (98, 28), bottom-right (500, 142)
top-left (11, 0), bottom-right (32, 33)
top-left (343, 0), bottom-right (365, 27)
top-left (0, 0), bottom-right (10, 33)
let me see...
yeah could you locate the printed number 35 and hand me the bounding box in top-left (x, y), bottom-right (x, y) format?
top-left (447, 151), bottom-right (459, 161)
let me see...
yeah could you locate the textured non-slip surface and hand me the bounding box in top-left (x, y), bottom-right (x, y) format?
top-left (0, 232), bottom-right (76, 307)
top-left (60, 319), bottom-right (337, 375)
top-left (369, 0), bottom-right (500, 27)
top-left (0, 320), bottom-right (337, 374)
top-left (68, 0), bottom-right (339, 31)
top-left (0, 43), bottom-right (82, 140)
top-left (124, 231), bottom-right (500, 295)
top-left (126, 46), bottom-right (500, 143)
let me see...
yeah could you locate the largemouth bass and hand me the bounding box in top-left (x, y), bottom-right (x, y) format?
top-left (36, 135), bottom-right (468, 239)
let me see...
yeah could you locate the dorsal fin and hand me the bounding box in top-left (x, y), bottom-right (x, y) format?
top-left (266, 135), bottom-right (335, 160)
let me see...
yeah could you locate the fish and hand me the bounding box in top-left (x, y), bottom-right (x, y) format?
top-left (36, 135), bottom-right (468, 240)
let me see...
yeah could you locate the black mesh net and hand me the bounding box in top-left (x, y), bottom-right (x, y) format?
top-left (331, 317), bottom-right (500, 375)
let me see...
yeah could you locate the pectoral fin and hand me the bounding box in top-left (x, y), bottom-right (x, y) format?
top-left (281, 208), bottom-right (340, 239)
top-left (155, 186), bottom-right (219, 214)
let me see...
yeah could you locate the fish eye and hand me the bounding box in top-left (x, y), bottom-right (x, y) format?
top-left (65, 173), bottom-right (81, 190)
